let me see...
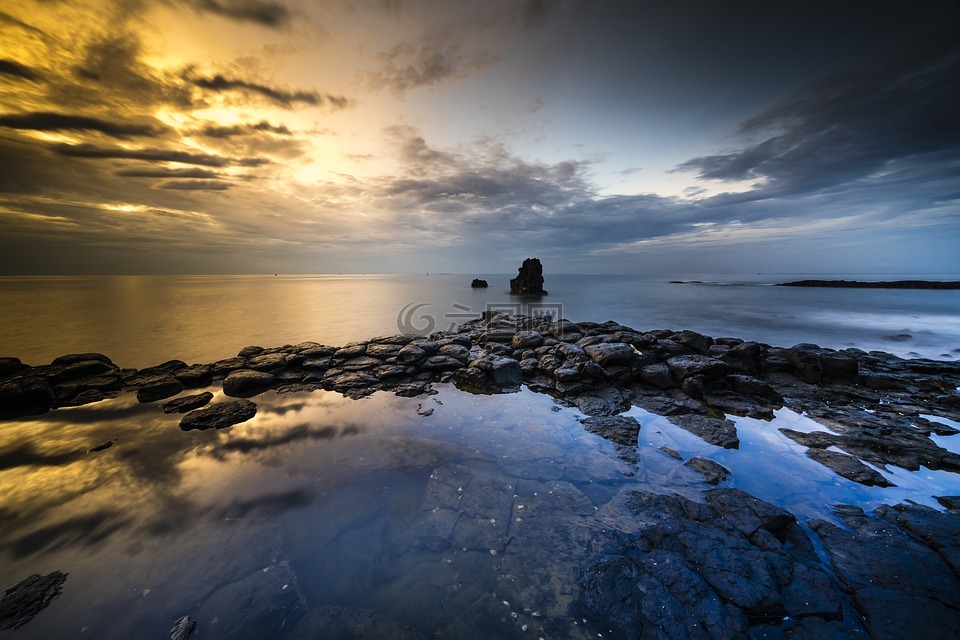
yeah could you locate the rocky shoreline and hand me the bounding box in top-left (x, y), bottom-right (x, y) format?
top-left (3, 313), bottom-right (960, 638)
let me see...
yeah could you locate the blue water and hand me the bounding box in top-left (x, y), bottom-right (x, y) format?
top-left (1, 273), bottom-right (958, 368)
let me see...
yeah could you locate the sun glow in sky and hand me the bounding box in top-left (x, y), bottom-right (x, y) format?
top-left (0, 0), bottom-right (958, 274)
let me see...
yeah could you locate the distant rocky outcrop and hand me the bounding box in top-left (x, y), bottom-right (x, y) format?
top-left (470, 278), bottom-right (488, 288)
top-left (778, 279), bottom-right (960, 290)
top-left (509, 258), bottom-right (547, 295)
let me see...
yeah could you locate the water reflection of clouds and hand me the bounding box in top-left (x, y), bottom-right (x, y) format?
top-left (0, 389), bottom-right (370, 564)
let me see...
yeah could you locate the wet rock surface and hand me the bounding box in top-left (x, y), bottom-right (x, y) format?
top-left (4, 312), bottom-right (960, 489)
top-left (0, 571), bottom-right (67, 630)
top-left (4, 315), bottom-right (960, 639)
top-left (811, 503), bottom-right (960, 639)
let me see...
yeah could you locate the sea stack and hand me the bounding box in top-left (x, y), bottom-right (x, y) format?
top-left (471, 278), bottom-right (488, 288)
top-left (510, 258), bottom-right (547, 295)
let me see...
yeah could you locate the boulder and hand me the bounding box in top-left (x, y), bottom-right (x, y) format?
top-left (470, 278), bottom-right (488, 288)
top-left (223, 369), bottom-right (276, 398)
top-left (584, 342), bottom-right (635, 367)
top-left (0, 376), bottom-right (55, 419)
top-left (136, 375), bottom-right (184, 403)
top-left (509, 257), bottom-right (547, 295)
top-left (666, 355), bottom-right (732, 382)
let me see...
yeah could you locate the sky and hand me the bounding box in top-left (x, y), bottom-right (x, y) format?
top-left (0, 0), bottom-right (958, 275)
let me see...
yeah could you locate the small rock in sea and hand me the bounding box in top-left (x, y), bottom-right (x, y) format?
top-left (170, 615), bottom-right (196, 640)
top-left (471, 278), bottom-right (488, 288)
top-left (222, 369), bottom-right (276, 398)
top-left (87, 440), bottom-right (114, 454)
top-left (0, 571), bottom-right (68, 630)
top-left (162, 392), bottom-right (214, 414)
top-left (180, 400), bottom-right (257, 430)
top-left (509, 257), bottom-right (547, 295)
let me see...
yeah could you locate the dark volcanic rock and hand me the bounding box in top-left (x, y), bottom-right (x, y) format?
top-left (804, 448), bottom-right (893, 487)
top-left (51, 352), bottom-right (112, 366)
top-left (0, 571), bottom-right (67, 630)
top-left (669, 413), bottom-right (740, 449)
top-left (580, 415), bottom-right (641, 446)
top-left (581, 489), bottom-right (844, 639)
top-left (180, 400), bottom-right (257, 430)
top-left (811, 503), bottom-right (960, 639)
top-left (0, 357), bottom-right (29, 379)
top-left (667, 354), bottom-right (732, 382)
top-left (136, 375), bottom-right (185, 403)
top-left (223, 369), bottom-right (276, 398)
top-left (0, 376), bottom-right (55, 419)
top-left (683, 456), bottom-right (731, 485)
top-left (470, 278), bottom-right (488, 288)
top-left (584, 342), bottom-right (635, 367)
top-left (509, 257), bottom-right (546, 295)
top-left (162, 392), bottom-right (215, 414)
top-left (170, 615), bottom-right (196, 640)
top-left (173, 364), bottom-right (213, 388)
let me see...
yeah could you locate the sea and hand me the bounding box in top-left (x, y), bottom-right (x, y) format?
top-left (2, 273), bottom-right (960, 639)
top-left (1, 272), bottom-right (959, 368)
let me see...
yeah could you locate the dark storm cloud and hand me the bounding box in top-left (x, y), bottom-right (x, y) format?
top-left (189, 0), bottom-right (291, 28)
top-left (677, 38), bottom-right (960, 197)
top-left (0, 59), bottom-right (42, 81)
top-left (115, 167), bottom-right (222, 178)
top-left (200, 120), bottom-right (292, 137)
top-left (69, 33), bottom-right (194, 110)
top-left (160, 179), bottom-right (233, 191)
top-left (51, 142), bottom-right (265, 167)
top-left (369, 40), bottom-right (500, 93)
top-left (0, 112), bottom-right (158, 138)
top-left (190, 73), bottom-right (350, 109)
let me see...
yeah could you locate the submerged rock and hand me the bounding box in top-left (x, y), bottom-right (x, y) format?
top-left (580, 415), bottom-right (641, 446)
top-left (682, 456), bottom-right (731, 485)
top-left (0, 571), bottom-right (67, 630)
top-left (288, 606), bottom-right (425, 640)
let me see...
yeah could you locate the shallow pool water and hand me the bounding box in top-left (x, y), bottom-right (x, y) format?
top-left (2, 384), bottom-right (959, 638)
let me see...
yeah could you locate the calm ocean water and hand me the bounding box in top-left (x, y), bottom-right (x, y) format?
top-left (1, 273), bottom-right (959, 368)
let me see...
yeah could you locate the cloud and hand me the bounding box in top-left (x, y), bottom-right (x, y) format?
top-left (160, 179), bottom-right (233, 191)
top-left (369, 39), bottom-right (500, 93)
top-left (189, 0), bottom-right (291, 28)
top-left (200, 120), bottom-right (292, 138)
top-left (51, 143), bottom-right (264, 167)
top-left (676, 37), bottom-right (960, 198)
top-left (518, 0), bottom-right (563, 30)
top-left (0, 112), bottom-right (158, 138)
top-left (0, 59), bottom-right (42, 81)
top-left (115, 167), bottom-right (222, 179)
top-left (190, 73), bottom-right (350, 109)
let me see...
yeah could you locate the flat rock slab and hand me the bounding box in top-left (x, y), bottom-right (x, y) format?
top-left (161, 392), bottom-right (214, 414)
top-left (682, 456), bottom-right (731, 485)
top-left (0, 571), bottom-right (67, 630)
top-left (580, 415), bottom-right (641, 446)
top-left (804, 448), bottom-right (893, 487)
top-left (180, 400), bottom-right (257, 430)
top-left (223, 369), bottom-right (276, 398)
top-left (811, 504), bottom-right (960, 639)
